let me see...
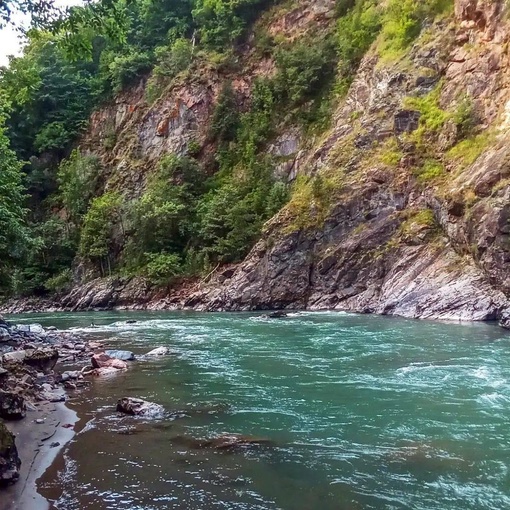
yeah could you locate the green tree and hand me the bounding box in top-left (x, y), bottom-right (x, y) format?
top-left (79, 191), bottom-right (123, 275)
top-left (0, 97), bottom-right (31, 291)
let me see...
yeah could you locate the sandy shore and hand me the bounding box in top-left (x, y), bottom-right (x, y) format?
top-left (0, 399), bottom-right (78, 510)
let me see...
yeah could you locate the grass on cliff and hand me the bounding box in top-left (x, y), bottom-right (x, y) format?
top-left (284, 172), bottom-right (344, 233)
top-left (377, 0), bottom-right (454, 62)
top-left (447, 132), bottom-right (494, 168)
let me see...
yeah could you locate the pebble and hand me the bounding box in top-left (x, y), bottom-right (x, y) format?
top-left (35, 419), bottom-right (44, 424)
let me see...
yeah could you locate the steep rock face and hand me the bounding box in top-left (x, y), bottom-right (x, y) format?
top-left (4, 0), bottom-right (510, 326)
top-left (181, 0), bottom-right (510, 321)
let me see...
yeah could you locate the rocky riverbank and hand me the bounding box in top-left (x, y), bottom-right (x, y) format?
top-left (2, 268), bottom-right (510, 331)
top-left (0, 317), bottom-right (110, 507)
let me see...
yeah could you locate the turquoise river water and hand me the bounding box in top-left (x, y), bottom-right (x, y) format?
top-left (10, 311), bottom-right (510, 510)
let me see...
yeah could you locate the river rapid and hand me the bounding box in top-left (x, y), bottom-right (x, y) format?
top-left (10, 311), bottom-right (510, 510)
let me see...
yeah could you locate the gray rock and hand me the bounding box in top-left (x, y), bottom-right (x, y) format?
top-left (0, 419), bottom-right (21, 484)
top-left (15, 324), bottom-right (45, 335)
top-left (2, 351), bottom-right (26, 364)
top-left (0, 392), bottom-right (26, 420)
top-left (105, 349), bottom-right (135, 361)
top-left (116, 397), bottom-right (164, 418)
top-left (61, 370), bottom-right (80, 382)
top-left (145, 346), bottom-right (170, 356)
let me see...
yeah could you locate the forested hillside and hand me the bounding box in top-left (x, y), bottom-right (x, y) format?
top-left (2, 0), bottom-right (510, 326)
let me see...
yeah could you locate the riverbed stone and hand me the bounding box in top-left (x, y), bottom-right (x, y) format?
top-left (116, 397), bottom-right (165, 417)
top-left (24, 348), bottom-right (59, 373)
top-left (0, 419), bottom-right (21, 484)
top-left (0, 391), bottom-right (26, 420)
top-left (145, 346), bottom-right (170, 356)
top-left (105, 349), bottom-right (135, 361)
top-left (2, 350), bottom-right (27, 364)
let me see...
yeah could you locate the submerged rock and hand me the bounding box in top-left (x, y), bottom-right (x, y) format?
top-left (0, 392), bottom-right (26, 420)
top-left (145, 346), bottom-right (170, 356)
top-left (0, 419), bottom-right (21, 485)
top-left (171, 433), bottom-right (275, 451)
top-left (116, 397), bottom-right (165, 418)
top-left (268, 311), bottom-right (288, 319)
top-left (105, 349), bottom-right (135, 361)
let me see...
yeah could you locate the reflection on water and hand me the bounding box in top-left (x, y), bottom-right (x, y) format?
top-left (10, 311), bottom-right (510, 510)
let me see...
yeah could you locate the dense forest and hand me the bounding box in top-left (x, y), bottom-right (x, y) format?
top-left (0, 0), bottom-right (454, 298)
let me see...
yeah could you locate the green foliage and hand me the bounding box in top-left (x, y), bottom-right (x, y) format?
top-left (122, 155), bottom-right (203, 273)
top-left (57, 149), bottom-right (100, 224)
top-left (274, 38), bottom-right (337, 105)
top-left (285, 173), bottom-right (341, 232)
top-left (447, 132), bottom-right (493, 167)
top-left (379, 0), bottom-right (453, 60)
top-left (144, 252), bottom-right (182, 285)
top-left (102, 49), bottom-right (154, 92)
top-left (80, 191), bottom-right (123, 274)
top-left (210, 81), bottom-right (240, 142)
top-left (187, 139), bottom-right (202, 157)
top-left (0, 97), bottom-right (31, 291)
top-left (414, 158), bottom-right (444, 182)
top-left (378, 138), bottom-right (403, 167)
top-left (399, 208), bottom-right (437, 238)
top-left (336, 0), bottom-right (381, 94)
top-left (1, 33), bottom-right (100, 159)
top-left (405, 85), bottom-right (450, 139)
top-left (45, 268), bottom-right (73, 292)
top-left (192, 0), bottom-right (271, 49)
top-left (453, 96), bottom-right (477, 140)
top-left (154, 38), bottom-right (193, 78)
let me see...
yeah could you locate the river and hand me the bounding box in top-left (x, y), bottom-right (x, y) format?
top-left (10, 311), bottom-right (510, 510)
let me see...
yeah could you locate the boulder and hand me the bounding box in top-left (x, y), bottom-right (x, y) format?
top-left (0, 328), bottom-right (10, 342)
top-left (91, 353), bottom-right (112, 368)
top-left (61, 370), bottom-right (81, 382)
top-left (0, 419), bottom-right (21, 485)
top-left (145, 346), bottom-right (170, 356)
top-left (105, 349), bottom-right (135, 361)
top-left (91, 353), bottom-right (128, 370)
top-left (23, 348), bottom-right (59, 373)
top-left (14, 324), bottom-right (45, 335)
top-left (116, 397), bottom-right (165, 418)
top-left (0, 392), bottom-right (26, 420)
top-left (2, 351), bottom-right (27, 364)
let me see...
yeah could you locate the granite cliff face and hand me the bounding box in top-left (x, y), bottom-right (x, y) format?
top-left (4, 0), bottom-right (510, 327)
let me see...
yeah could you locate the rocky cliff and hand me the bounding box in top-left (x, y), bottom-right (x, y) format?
top-left (4, 0), bottom-right (510, 328)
